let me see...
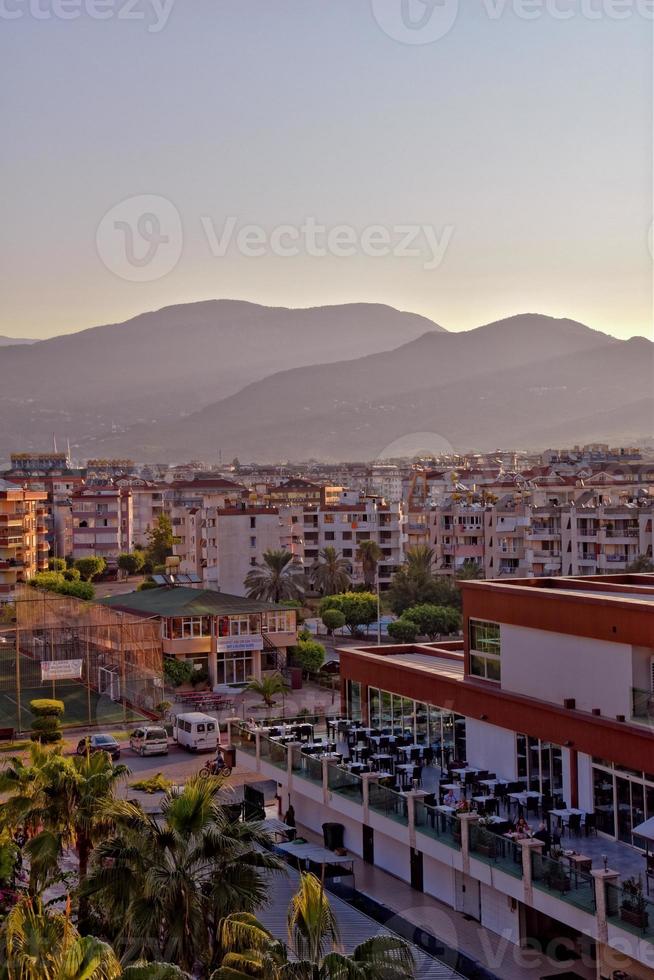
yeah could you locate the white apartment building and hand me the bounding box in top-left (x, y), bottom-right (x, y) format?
top-left (71, 487), bottom-right (133, 564)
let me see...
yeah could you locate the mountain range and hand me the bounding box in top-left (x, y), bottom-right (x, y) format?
top-left (1, 302), bottom-right (651, 462)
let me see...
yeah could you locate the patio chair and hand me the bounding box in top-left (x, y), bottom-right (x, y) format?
top-left (584, 813), bottom-right (597, 837)
top-left (565, 813), bottom-right (582, 837)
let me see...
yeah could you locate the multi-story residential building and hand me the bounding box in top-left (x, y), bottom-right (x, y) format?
top-left (117, 479), bottom-right (166, 549)
top-left (236, 572), bottom-right (654, 979)
top-left (301, 497), bottom-right (403, 589)
top-left (174, 505), bottom-right (300, 595)
top-left (102, 585), bottom-right (298, 684)
top-left (0, 480), bottom-right (48, 600)
top-left (2, 454), bottom-right (85, 560)
top-left (71, 487), bottom-right (133, 565)
top-left (431, 500), bottom-right (485, 574)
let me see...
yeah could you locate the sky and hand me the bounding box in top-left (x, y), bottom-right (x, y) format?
top-left (1, 0), bottom-right (652, 341)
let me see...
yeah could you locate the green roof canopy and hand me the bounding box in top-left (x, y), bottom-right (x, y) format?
top-left (100, 587), bottom-right (289, 618)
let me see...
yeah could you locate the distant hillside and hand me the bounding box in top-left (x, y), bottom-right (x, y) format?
top-left (90, 313), bottom-right (651, 461)
top-left (0, 300), bottom-right (440, 456)
top-left (0, 336), bottom-right (34, 346)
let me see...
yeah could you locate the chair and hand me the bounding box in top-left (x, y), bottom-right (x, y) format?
top-left (412, 765), bottom-right (423, 787)
top-left (646, 854), bottom-right (654, 895)
top-left (565, 813), bottom-right (582, 837)
top-left (584, 813), bottom-right (597, 837)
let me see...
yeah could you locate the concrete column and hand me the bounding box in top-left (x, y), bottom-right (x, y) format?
top-left (360, 772), bottom-right (374, 824)
top-left (591, 868), bottom-right (620, 980)
top-left (322, 756), bottom-right (329, 805)
top-left (255, 730), bottom-right (261, 771)
top-left (458, 813), bottom-right (479, 876)
top-left (405, 791), bottom-right (418, 849)
top-left (287, 741), bottom-right (293, 791)
top-left (519, 838), bottom-right (544, 907)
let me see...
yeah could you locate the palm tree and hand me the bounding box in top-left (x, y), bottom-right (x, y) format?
top-left (627, 555), bottom-right (654, 573)
top-left (0, 896), bottom-right (121, 980)
top-left (311, 547), bottom-right (351, 596)
top-left (121, 965), bottom-right (192, 980)
top-left (82, 775), bottom-right (283, 973)
top-left (245, 551), bottom-right (305, 603)
top-left (405, 545), bottom-right (435, 574)
top-left (455, 559), bottom-right (484, 580)
top-left (357, 541), bottom-right (383, 591)
top-left (246, 672), bottom-right (290, 710)
top-left (211, 873), bottom-right (414, 979)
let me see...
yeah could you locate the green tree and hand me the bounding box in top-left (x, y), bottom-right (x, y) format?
top-left (118, 552), bottom-right (146, 577)
top-left (74, 557), bottom-right (106, 582)
top-left (319, 592), bottom-right (377, 636)
top-left (244, 550), bottom-right (304, 603)
top-left (291, 639), bottom-right (326, 675)
top-left (246, 672), bottom-right (290, 709)
top-left (357, 540), bottom-right (383, 590)
top-left (320, 608), bottom-right (345, 636)
top-left (48, 557), bottom-right (66, 573)
top-left (145, 514), bottom-right (174, 568)
top-left (31, 572), bottom-right (95, 600)
top-left (0, 896), bottom-right (121, 980)
top-left (310, 547), bottom-right (351, 595)
top-left (63, 567), bottom-right (81, 582)
top-left (212, 872), bottom-right (414, 979)
top-left (82, 776), bottom-right (283, 972)
top-left (627, 555), bottom-right (654, 573)
top-left (401, 604), bottom-right (461, 639)
top-left (387, 618), bottom-right (419, 643)
top-left (405, 545), bottom-right (435, 575)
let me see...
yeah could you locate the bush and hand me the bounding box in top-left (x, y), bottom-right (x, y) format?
top-left (401, 603), bottom-right (461, 638)
top-left (138, 579), bottom-right (159, 591)
top-left (291, 639), bottom-right (326, 674)
top-left (118, 551), bottom-right (146, 576)
top-left (29, 698), bottom-right (64, 743)
top-left (163, 657), bottom-right (195, 687)
top-left (318, 592), bottom-right (377, 635)
top-left (30, 572), bottom-right (94, 601)
top-left (387, 618), bottom-right (419, 643)
top-left (130, 772), bottom-right (173, 794)
top-left (48, 558), bottom-right (66, 573)
top-left (190, 666), bottom-right (210, 688)
top-left (321, 608), bottom-right (346, 635)
top-left (63, 567), bottom-right (81, 582)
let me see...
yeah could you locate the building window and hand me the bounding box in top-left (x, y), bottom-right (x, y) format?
top-left (216, 654), bottom-right (253, 685)
top-left (325, 531), bottom-right (335, 541)
top-left (469, 619), bottom-right (501, 682)
top-left (250, 517), bottom-right (256, 528)
top-left (346, 680), bottom-right (361, 720)
top-left (250, 536), bottom-right (256, 548)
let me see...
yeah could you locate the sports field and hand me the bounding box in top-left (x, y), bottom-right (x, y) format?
top-left (0, 645), bottom-right (145, 733)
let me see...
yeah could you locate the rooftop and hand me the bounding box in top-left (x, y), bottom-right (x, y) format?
top-left (100, 586), bottom-right (287, 617)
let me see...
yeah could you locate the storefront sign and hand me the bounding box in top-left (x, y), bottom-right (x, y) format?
top-left (41, 659), bottom-right (83, 681)
top-left (215, 635), bottom-right (263, 654)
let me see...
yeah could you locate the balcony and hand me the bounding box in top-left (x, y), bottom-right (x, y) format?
top-left (526, 529), bottom-right (561, 541)
top-left (631, 687), bottom-right (654, 723)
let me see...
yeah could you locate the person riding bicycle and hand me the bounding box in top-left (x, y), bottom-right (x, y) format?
top-left (212, 746), bottom-right (226, 774)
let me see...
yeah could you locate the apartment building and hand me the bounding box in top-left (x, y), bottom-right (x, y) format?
top-left (174, 505), bottom-right (300, 595)
top-left (0, 480), bottom-right (48, 600)
top-left (71, 487), bottom-right (133, 564)
top-left (237, 572), bottom-right (654, 979)
top-left (301, 497), bottom-right (403, 588)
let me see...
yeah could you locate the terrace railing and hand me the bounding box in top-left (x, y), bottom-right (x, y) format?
top-left (368, 782), bottom-right (409, 826)
top-left (606, 881), bottom-right (654, 940)
top-left (531, 851), bottom-right (596, 915)
top-left (414, 802), bottom-right (461, 850)
top-left (469, 824), bottom-right (523, 878)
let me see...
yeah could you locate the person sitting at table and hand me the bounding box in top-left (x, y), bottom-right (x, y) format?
top-left (443, 788), bottom-right (457, 807)
top-left (515, 815), bottom-right (531, 838)
top-left (533, 821), bottom-right (551, 855)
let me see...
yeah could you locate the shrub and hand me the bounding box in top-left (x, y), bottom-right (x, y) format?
top-left (63, 567), bottom-right (81, 582)
top-left (48, 558), bottom-right (66, 573)
top-left (291, 639), bottom-right (326, 674)
top-left (401, 603), bottom-right (461, 639)
top-left (130, 772), bottom-right (173, 794)
top-left (74, 556), bottom-right (106, 582)
top-left (29, 698), bottom-right (64, 743)
top-left (387, 618), bottom-right (419, 643)
top-left (163, 657), bottom-right (194, 687)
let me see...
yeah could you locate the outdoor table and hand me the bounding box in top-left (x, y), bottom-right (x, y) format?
top-left (452, 767), bottom-right (479, 777)
top-left (473, 795), bottom-right (496, 805)
top-left (371, 753), bottom-right (393, 762)
top-left (549, 807), bottom-right (586, 831)
top-left (276, 842), bottom-right (356, 884)
top-left (436, 804), bottom-right (457, 815)
top-left (509, 791), bottom-right (541, 811)
top-left (261, 818), bottom-right (296, 842)
top-left (479, 779), bottom-right (506, 790)
top-left (563, 850), bottom-right (593, 884)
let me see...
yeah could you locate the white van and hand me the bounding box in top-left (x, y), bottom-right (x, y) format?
top-left (129, 725), bottom-right (169, 756)
top-left (173, 712), bottom-right (219, 752)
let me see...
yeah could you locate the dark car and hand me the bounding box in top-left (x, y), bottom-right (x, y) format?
top-left (76, 733), bottom-right (121, 760)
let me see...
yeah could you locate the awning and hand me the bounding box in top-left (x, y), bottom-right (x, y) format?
top-left (632, 816), bottom-right (654, 841)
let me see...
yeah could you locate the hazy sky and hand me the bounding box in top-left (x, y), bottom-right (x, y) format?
top-left (1, 1), bottom-right (652, 340)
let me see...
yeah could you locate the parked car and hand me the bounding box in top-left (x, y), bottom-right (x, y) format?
top-left (173, 712), bottom-right (218, 752)
top-left (76, 733), bottom-right (121, 760)
top-left (129, 725), bottom-right (169, 756)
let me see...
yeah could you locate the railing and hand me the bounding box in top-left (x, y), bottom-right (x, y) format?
top-left (631, 687), bottom-right (654, 722)
top-left (469, 825), bottom-right (523, 878)
top-left (368, 782), bottom-right (408, 825)
top-left (531, 852), bottom-right (596, 915)
top-left (290, 745), bottom-right (323, 785)
top-left (259, 733), bottom-right (287, 770)
top-left (605, 527), bottom-right (639, 538)
top-left (606, 881), bottom-right (654, 939)
top-left (414, 803), bottom-right (461, 850)
top-left (232, 724), bottom-right (256, 756)
top-left (327, 765), bottom-right (363, 802)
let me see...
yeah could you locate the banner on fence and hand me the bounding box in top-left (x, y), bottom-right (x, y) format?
top-left (41, 659), bottom-right (83, 681)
